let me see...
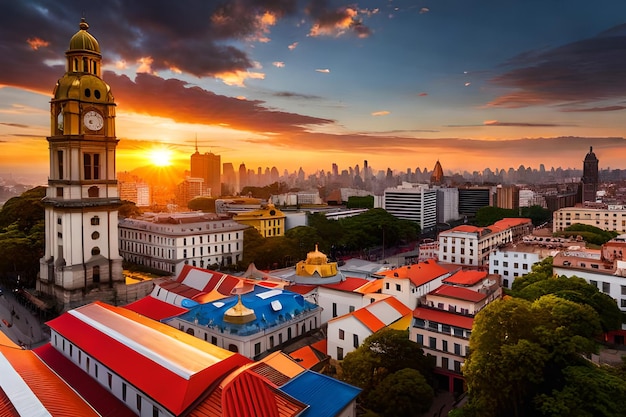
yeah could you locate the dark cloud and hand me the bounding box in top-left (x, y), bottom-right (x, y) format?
top-left (488, 23), bottom-right (626, 108)
top-left (483, 121), bottom-right (572, 127)
top-left (0, 122), bottom-right (30, 128)
top-left (561, 105), bottom-right (626, 112)
top-left (107, 72), bottom-right (333, 133)
top-left (306, 0), bottom-right (372, 37)
top-left (273, 91), bottom-right (323, 99)
top-left (0, 0), bottom-right (300, 80)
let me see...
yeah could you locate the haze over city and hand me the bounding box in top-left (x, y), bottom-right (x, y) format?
top-left (2, 0), bottom-right (626, 181)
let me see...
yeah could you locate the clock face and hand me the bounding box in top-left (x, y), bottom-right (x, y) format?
top-left (83, 110), bottom-right (103, 131)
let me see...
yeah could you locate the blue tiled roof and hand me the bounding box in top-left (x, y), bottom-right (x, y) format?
top-left (280, 370), bottom-right (361, 417)
top-left (170, 286), bottom-right (319, 336)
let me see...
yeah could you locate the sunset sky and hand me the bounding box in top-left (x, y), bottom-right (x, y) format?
top-left (2, 0), bottom-right (626, 183)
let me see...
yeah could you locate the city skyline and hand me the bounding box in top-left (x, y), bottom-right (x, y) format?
top-left (2, 1), bottom-right (626, 181)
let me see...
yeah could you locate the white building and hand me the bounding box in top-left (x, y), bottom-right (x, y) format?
top-left (165, 286), bottom-right (321, 360)
top-left (436, 187), bottom-right (460, 224)
top-left (374, 260), bottom-right (455, 309)
top-left (118, 212), bottom-right (247, 275)
top-left (553, 205), bottom-right (626, 233)
top-left (489, 242), bottom-right (561, 289)
top-left (317, 277), bottom-right (385, 324)
top-left (438, 218), bottom-right (533, 267)
top-left (327, 296), bottom-right (412, 360)
top-left (383, 183), bottom-right (437, 233)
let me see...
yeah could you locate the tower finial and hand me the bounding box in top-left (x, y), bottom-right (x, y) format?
top-left (195, 133), bottom-right (198, 153)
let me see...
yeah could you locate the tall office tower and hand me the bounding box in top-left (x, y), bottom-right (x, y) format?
top-left (332, 163), bottom-right (339, 179)
top-left (238, 163), bottom-right (248, 192)
top-left (38, 19), bottom-right (123, 308)
top-left (458, 186), bottom-right (494, 216)
top-left (222, 162), bottom-right (236, 195)
top-left (495, 185), bottom-right (520, 210)
top-left (190, 145), bottom-right (221, 197)
top-left (270, 167), bottom-right (279, 184)
top-left (383, 184), bottom-right (438, 234)
top-left (581, 146), bottom-right (599, 203)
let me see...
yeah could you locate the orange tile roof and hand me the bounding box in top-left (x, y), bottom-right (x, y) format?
top-left (443, 270), bottom-right (487, 286)
top-left (352, 308), bottom-right (386, 332)
top-left (287, 346), bottom-right (326, 370)
top-left (382, 295), bottom-right (413, 316)
top-left (447, 225), bottom-right (483, 233)
top-left (493, 218), bottom-right (532, 228)
top-left (0, 332), bottom-right (101, 417)
top-left (311, 339), bottom-right (327, 355)
top-left (354, 278), bottom-right (383, 294)
top-left (377, 259), bottom-right (449, 286)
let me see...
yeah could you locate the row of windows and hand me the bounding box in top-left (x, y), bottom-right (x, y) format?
top-left (54, 333), bottom-right (162, 417)
top-left (492, 260), bottom-right (529, 269)
top-left (416, 333), bottom-right (466, 356)
top-left (413, 319), bottom-right (470, 339)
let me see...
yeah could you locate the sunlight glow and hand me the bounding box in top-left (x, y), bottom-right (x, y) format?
top-left (148, 148), bottom-right (173, 167)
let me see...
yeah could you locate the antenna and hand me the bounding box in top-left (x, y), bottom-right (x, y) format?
top-left (195, 133), bottom-right (198, 153)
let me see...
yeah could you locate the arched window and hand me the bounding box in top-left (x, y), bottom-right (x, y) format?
top-left (88, 186), bottom-right (99, 198)
top-left (93, 265), bottom-right (100, 283)
top-left (91, 247), bottom-right (100, 256)
top-left (228, 344), bottom-right (238, 353)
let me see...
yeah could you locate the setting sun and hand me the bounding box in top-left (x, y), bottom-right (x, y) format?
top-left (148, 148), bottom-right (173, 167)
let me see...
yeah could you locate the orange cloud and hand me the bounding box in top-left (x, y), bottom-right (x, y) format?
top-left (215, 70), bottom-right (265, 87)
top-left (371, 111), bottom-right (390, 116)
top-left (27, 37), bottom-right (49, 50)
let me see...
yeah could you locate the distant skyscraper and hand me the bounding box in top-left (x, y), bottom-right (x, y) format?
top-left (496, 185), bottom-right (520, 210)
top-left (190, 143), bottom-right (221, 197)
top-left (430, 160), bottom-right (444, 185)
top-left (238, 163), bottom-right (248, 192)
top-left (581, 146), bottom-right (599, 203)
top-left (222, 162), bottom-right (236, 195)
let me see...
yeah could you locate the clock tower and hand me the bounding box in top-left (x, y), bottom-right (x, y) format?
top-left (38, 19), bottom-right (123, 309)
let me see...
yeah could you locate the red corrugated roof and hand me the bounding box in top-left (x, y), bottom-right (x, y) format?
top-left (285, 284), bottom-right (317, 295)
top-left (123, 296), bottom-right (188, 320)
top-left (45, 302), bottom-right (251, 415)
top-left (413, 307), bottom-right (474, 329)
top-left (429, 285), bottom-right (486, 302)
top-left (378, 260), bottom-right (448, 286)
top-left (33, 343), bottom-right (136, 417)
top-left (443, 270), bottom-right (487, 286)
top-left (320, 277), bottom-right (370, 292)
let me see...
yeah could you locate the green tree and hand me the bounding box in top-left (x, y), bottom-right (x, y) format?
top-left (474, 206), bottom-right (517, 227)
top-left (285, 226), bottom-right (324, 261)
top-left (464, 295), bottom-right (605, 417)
top-left (556, 223), bottom-right (619, 245)
top-left (520, 205), bottom-right (551, 226)
top-left (347, 195), bottom-right (374, 209)
top-left (341, 329), bottom-right (434, 401)
top-left (536, 365), bottom-right (626, 417)
top-left (366, 368), bottom-right (434, 417)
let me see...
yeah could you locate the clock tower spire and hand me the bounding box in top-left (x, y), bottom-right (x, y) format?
top-left (38, 18), bottom-right (123, 310)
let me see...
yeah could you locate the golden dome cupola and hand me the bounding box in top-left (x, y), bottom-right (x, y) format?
top-left (66, 18), bottom-right (102, 78)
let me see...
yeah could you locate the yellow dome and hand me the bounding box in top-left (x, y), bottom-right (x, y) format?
top-left (53, 74), bottom-right (113, 103)
top-left (69, 19), bottom-right (100, 53)
top-left (305, 244), bottom-right (328, 265)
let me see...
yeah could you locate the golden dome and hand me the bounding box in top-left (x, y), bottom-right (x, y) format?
top-left (69, 18), bottom-right (100, 53)
top-left (223, 295), bottom-right (257, 324)
top-left (53, 74), bottom-right (113, 103)
top-left (296, 244), bottom-right (338, 278)
top-left (305, 244), bottom-right (327, 265)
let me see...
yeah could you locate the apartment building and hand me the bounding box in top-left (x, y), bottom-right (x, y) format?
top-left (438, 218), bottom-right (533, 266)
top-left (553, 205), bottom-right (626, 233)
top-left (118, 212), bottom-right (247, 275)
